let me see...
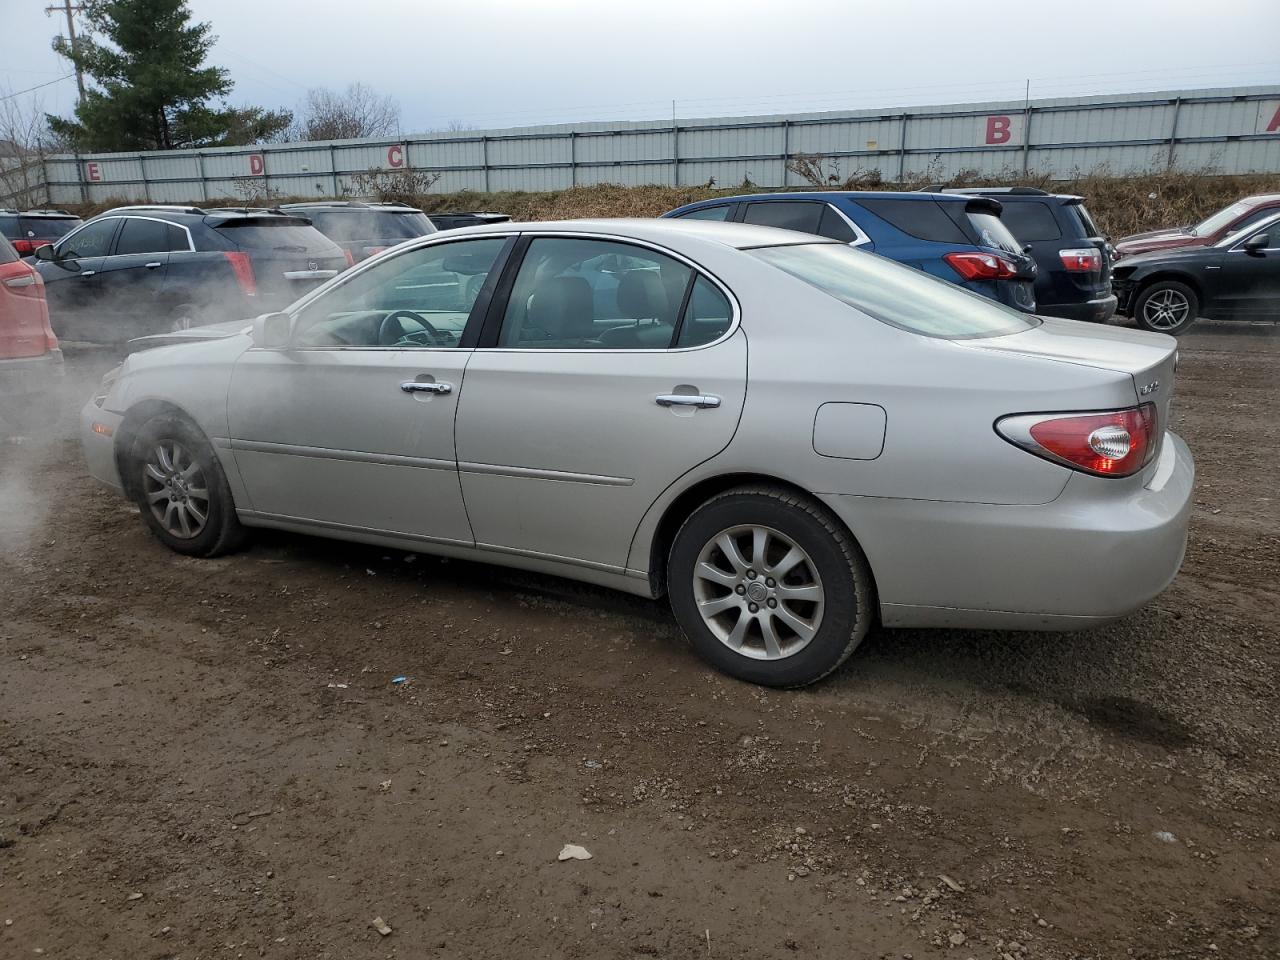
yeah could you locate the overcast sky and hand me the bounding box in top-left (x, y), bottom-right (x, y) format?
top-left (5, 0), bottom-right (1279, 133)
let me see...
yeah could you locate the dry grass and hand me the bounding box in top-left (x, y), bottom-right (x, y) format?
top-left (63, 170), bottom-right (1280, 240)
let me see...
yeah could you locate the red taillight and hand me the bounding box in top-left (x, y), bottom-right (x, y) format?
top-left (2, 265), bottom-right (43, 298)
top-left (12, 239), bottom-right (36, 256)
top-left (1059, 247), bottom-right (1102, 272)
top-left (997, 404), bottom-right (1158, 477)
top-left (223, 252), bottom-right (257, 296)
top-left (943, 251), bottom-right (1018, 281)
top-left (342, 249), bottom-right (356, 268)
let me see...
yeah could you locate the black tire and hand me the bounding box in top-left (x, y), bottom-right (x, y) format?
top-left (1133, 280), bottom-right (1199, 335)
top-left (667, 485), bottom-right (875, 688)
top-left (126, 413), bottom-right (248, 557)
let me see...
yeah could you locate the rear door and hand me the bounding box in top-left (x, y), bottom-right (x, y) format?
top-left (95, 216), bottom-right (191, 338)
top-left (227, 235), bottom-right (512, 543)
top-left (454, 234), bottom-right (745, 572)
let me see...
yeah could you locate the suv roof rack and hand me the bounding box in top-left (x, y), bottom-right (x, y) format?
top-left (936, 186), bottom-right (1051, 196)
top-left (108, 204), bottom-right (209, 215)
top-left (21, 208), bottom-right (78, 216)
top-left (280, 200), bottom-right (417, 210)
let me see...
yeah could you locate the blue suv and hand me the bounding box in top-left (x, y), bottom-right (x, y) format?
top-left (663, 191), bottom-right (1038, 312)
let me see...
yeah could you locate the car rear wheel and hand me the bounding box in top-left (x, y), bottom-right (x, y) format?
top-left (1134, 280), bottom-right (1198, 335)
top-left (667, 486), bottom-right (875, 687)
top-left (127, 414), bottom-right (247, 556)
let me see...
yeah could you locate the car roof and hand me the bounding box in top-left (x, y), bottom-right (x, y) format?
top-left (937, 187), bottom-right (1083, 202)
top-left (1239, 194), bottom-right (1280, 207)
top-left (427, 217), bottom-right (833, 250)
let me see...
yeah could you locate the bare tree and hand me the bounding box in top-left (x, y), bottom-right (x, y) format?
top-left (0, 88), bottom-right (56, 208)
top-left (290, 84), bottom-right (400, 142)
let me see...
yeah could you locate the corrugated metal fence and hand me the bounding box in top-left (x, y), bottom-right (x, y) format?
top-left (36, 84), bottom-right (1280, 205)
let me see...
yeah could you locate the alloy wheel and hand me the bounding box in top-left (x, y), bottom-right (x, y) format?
top-left (1142, 288), bottom-right (1191, 330)
top-left (692, 524), bottom-right (825, 660)
top-left (141, 440), bottom-right (210, 539)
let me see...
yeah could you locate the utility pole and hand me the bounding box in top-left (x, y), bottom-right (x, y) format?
top-left (46, 0), bottom-right (87, 104)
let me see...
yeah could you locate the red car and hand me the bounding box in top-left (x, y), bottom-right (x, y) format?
top-left (1114, 194), bottom-right (1280, 260)
top-left (0, 234), bottom-right (62, 429)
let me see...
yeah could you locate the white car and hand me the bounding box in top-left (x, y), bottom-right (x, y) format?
top-left (82, 219), bottom-right (1194, 687)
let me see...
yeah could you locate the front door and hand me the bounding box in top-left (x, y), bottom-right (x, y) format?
top-left (37, 216), bottom-right (119, 341)
top-left (455, 235), bottom-right (746, 572)
top-left (226, 235), bottom-right (512, 545)
top-left (1215, 225), bottom-right (1280, 319)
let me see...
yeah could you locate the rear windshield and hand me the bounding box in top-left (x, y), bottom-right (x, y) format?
top-left (0, 219), bottom-right (19, 240)
top-left (966, 212), bottom-right (1022, 254)
top-left (0, 235), bottom-right (16, 264)
top-left (1070, 203), bottom-right (1102, 239)
top-left (213, 220), bottom-right (336, 252)
top-left (749, 242), bottom-right (1038, 339)
top-left (309, 210), bottom-right (435, 243)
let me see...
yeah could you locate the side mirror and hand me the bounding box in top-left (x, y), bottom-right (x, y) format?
top-left (33, 243), bottom-right (57, 262)
top-left (1243, 233), bottom-right (1269, 254)
top-left (251, 312), bottom-right (292, 349)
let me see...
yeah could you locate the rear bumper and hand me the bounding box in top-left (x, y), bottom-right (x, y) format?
top-left (79, 399), bottom-right (125, 493)
top-left (0, 348), bottom-right (64, 400)
top-left (820, 431), bottom-right (1194, 630)
top-left (1039, 294), bottom-right (1118, 324)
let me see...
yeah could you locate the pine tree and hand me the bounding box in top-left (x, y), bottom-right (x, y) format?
top-left (47, 0), bottom-right (291, 151)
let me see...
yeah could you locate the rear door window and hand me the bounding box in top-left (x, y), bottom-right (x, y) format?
top-left (114, 218), bottom-right (188, 255)
top-left (742, 201), bottom-right (824, 235)
top-left (676, 205), bottom-right (734, 222)
top-left (997, 202), bottom-right (1061, 243)
top-left (675, 276), bottom-right (733, 347)
top-left (855, 198), bottom-right (969, 243)
top-left (817, 205), bottom-right (858, 243)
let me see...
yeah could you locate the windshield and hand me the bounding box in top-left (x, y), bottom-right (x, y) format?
top-left (967, 211), bottom-right (1022, 254)
top-left (1193, 200), bottom-right (1254, 237)
top-left (749, 243), bottom-right (1038, 339)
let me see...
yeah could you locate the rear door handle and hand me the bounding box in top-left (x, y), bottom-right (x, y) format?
top-left (401, 380), bottom-right (452, 395)
top-left (656, 393), bottom-right (720, 409)
top-left (80, 270), bottom-right (96, 277)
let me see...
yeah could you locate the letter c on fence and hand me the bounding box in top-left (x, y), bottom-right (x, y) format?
top-left (249, 154), bottom-right (265, 176)
top-left (985, 115), bottom-right (1012, 145)
top-left (85, 161), bottom-right (102, 182)
top-left (387, 144), bottom-right (405, 168)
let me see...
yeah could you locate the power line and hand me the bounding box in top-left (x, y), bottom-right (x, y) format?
top-left (0, 74), bottom-right (76, 101)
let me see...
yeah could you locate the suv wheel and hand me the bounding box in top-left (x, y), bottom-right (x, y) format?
top-left (667, 486), bottom-right (875, 687)
top-left (127, 413), bottom-right (247, 556)
top-left (1134, 280), bottom-right (1198, 335)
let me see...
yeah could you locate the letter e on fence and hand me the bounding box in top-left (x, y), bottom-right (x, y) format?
top-left (249, 154), bottom-right (265, 176)
top-left (985, 116), bottom-right (1012, 145)
top-left (85, 161), bottom-right (102, 181)
top-left (387, 144), bottom-right (405, 168)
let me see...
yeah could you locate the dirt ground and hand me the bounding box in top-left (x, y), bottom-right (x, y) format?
top-left (2, 322), bottom-right (1278, 960)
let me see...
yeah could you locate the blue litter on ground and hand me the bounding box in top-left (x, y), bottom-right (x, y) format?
top-left (391, 676), bottom-right (408, 685)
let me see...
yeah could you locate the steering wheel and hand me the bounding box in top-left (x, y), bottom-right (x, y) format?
top-left (377, 309), bottom-right (445, 346)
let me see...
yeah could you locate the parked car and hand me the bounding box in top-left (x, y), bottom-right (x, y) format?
top-left (33, 205), bottom-right (347, 343)
top-left (428, 212), bottom-right (511, 231)
top-left (664, 192), bottom-right (1038, 312)
top-left (935, 187), bottom-right (1116, 323)
top-left (279, 200), bottom-right (436, 262)
top-left (0, 208), bottom-right (83, 258)
top-left (81, 218), bottom-right (1192, 688)
top-left (0, 233), bottom-right (62, 428)
top-left (1114, 193), bottom-right (1280, 260)
top-left (1113, 210), bottom-right (1280, 334)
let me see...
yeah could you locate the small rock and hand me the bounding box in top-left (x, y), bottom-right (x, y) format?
top-left (1153, 830), bottom-right (1178, 843)
top-left (558, 843), bottom-right (592, 861)
top-left (938, 874), bottom-right (964, 893)
top-left (125, 892), bottom-right (143, 902)
top-left (371, 916), bottom-right (392, 936)
top-left (948, 931), bottom-right (966, 946)
top-left (1037, 917), bottom-right (1048, 927)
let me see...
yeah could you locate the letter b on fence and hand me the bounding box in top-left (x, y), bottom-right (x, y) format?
top-left (985, 115), bottom-right (1012, 145)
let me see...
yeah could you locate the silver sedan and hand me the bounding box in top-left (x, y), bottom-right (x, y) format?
top-left (81, 218), bottom-right (1194, 687)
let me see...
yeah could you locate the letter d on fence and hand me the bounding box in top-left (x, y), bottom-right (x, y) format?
top-left (249, 154), bottom-right (265, 176)
top-left (985, 115), bottom-right (1012, 145)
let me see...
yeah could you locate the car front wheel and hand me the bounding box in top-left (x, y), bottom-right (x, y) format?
top-left (1134, 280), bottom-right (1199, 335)
top-left (127, 413), bottom-right (247, 556)
top-left (667, 486), bottom-right (875, 687)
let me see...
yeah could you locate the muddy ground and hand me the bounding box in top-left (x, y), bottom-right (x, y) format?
top-left (1, 323), bottom-right (1277, 960)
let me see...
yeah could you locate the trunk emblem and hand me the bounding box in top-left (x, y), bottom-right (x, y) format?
top-left (307, 260), bottom-right (318, 271)
top-left (1139, 380), bottom-right (1160, 395)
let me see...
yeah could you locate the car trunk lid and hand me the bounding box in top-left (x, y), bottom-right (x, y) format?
top-left (209, 216), bottom-right (347, 307)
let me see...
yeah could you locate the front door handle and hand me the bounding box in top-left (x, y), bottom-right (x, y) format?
top-left (656, 393), bottom-right (720, 409)
top-left (80, 270), bottom-right (96, 277)
top-left (145, 261), bottom-right (162, 269)
top-left (401, 380), bottom-right (452, 395)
